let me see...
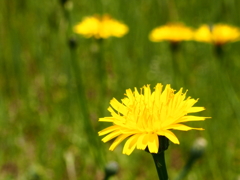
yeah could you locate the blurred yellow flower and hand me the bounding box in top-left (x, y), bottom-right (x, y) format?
top-left (98, 83), bottom-right (207, 155)
top-left (194, 24), bottom-right (240, 45)
top-left (73, 14), bottom-right (128, 39)
top-left (149, 23), bottom-right (194, 42)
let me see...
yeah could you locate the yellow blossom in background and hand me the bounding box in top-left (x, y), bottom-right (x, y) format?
top-left (149, 23), bottom-right (194, 42)
top-left (194, 24), bottom-right (240, 45)
top-left (73, 14), bottom-right (129, 39)
top-left (98, 83), bottom-right (208, 155)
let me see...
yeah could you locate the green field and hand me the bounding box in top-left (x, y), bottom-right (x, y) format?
top-left (1, 0), bottom-right (240, 179)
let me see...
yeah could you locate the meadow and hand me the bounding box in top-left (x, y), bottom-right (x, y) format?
top-left (1, 0), bottom-right (240, 179)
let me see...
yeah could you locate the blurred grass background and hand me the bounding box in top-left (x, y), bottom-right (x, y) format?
top-left (1, 0), bottom-right (240, 179)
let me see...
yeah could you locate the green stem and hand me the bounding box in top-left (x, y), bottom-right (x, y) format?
top-left (69, 43), bottom-right (104, 166)
top-left (103, 174), bottom-right (111, 180)
top-left (148, 136), bottom-right (169, 180)
top-left (61, 3), bottom-right (105, 166)
top-left (170, 42), bottom-right (185, 88)
top-left (174, 157), bottom-right (196, 180)
top-left (214, 45), bottom-right (240, 125)
top-left (152, 152), bottom-right (168, 180)
top-left (95, 39), bottom-right (108, 117)
top-left (69, 45), bottom-right (90, 132)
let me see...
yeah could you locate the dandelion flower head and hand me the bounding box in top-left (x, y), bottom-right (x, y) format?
top-left (149, 23), bottom-right (194, 42)
top-left (194, 24), bottom-right (240, 45)
top-left (98, 83), bottom-right (207, 155)
top-left (73, 14), bottom-right (129, 39)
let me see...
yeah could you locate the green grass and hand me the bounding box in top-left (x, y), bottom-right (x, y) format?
top-left (1, 0), bottom-right (240, 179)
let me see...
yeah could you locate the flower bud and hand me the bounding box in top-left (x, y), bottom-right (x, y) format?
top-left (104, 161), bottom-right (119, 179)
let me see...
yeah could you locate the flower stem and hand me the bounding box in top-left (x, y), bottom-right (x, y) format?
top-left (94, 39), bottom-right (108, 117)
top-left (69, 42), bottom-right (105, 166)
top-left (214, 45), bottom-right (240, 125)
top-left (170, 42), bottom-right (186, 88)
top-left (174, 153), bottom-right (200, 180)
top-left (152, 151), bottom-right (169, 180)
top-left (61, 4), bottom-right (105, 166)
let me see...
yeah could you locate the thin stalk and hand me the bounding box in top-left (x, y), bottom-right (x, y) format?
top-left (148, 136), bottom-right (169, 180)
top-left (69, 42), bottom-right (104, 166)
top-left (103, 175), bottom-right (110, 180)
top-left (94, 39), bottom-right (108, 117)
top-left (170, 42), bottom-right (185, 88)
top-left (152, 152), bottom-right (168, 180)
top-left (174, 164), bottom-right (190, 180)
top-left (61, 3), bottom-right (105, 166)
top-left (96, 39), bottom-right (107, 94)
top-left (214, 45), bottom-right (240, 125)
top-left (175, 138), bottom-right (207, 180)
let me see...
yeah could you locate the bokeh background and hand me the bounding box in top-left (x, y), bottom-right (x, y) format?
top-left (1, 0), bottom-right (240, 179)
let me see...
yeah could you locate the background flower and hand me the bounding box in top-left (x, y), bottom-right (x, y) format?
top-left (99, 83), bottom-right (207, 155)
top-left (194, 24), bottom-right (240, 45)
top-left (149, 23), bottom-right (194, 42)
top-left (73, 14), bottom-right (129, 39)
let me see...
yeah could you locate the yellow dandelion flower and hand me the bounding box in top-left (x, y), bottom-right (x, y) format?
top-left (149, 23), bottom-right (194, 42)
top-left (98, 83), bottom-right (208, 155)
top-left (194, 24), bottom-right (240, 45)
top-left (73, 14), bottom-right (128, 39)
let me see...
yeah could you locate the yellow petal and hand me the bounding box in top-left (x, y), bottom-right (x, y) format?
top-left (134, 87), bottom-right (140, 97)
top-left (125, 89), bottom-right (134, 102)
top-left (123, 134), bottom-right (141, 155)
top-left (159, 130), bottom-right (180, 144)
top-left (107, 107), bottom-right (120, 118)
top-left (136, 133), bottom-right (149, 150)
top-left (122, 97), bottom-right (130, 106)
top-left (109, 134), bottom-right (132, 151)
top-left (148, 133), bottom-right (159, 153)
top-left (99, 117), bottom-right (115, 122)
top-left (101, 130), bottom-right (121, 142)
top-left (107, 107), bottom-right (125, 122)
top-left (170, 88), bottom-right (183, 109)
top-left (110, 98), bottom-right (127, 115)
top-left (98, 125), bottom-right (119, 136)
top-left (188, 107), bottom-right (205, 113)
top-left (177, 115), bottom-right (207, 123)
top-left (166, 124), bottom-right (203, 131)
top-left (154, 83), bottom-right (163, 97)
top-left (144, 85), bottom-right (151, 103)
